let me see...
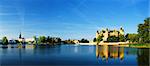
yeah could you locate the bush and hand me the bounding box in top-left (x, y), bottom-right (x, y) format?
top-left (2, 37), bottom-right (8, 45)
top-left (107, 36), bottom-right (119, 42)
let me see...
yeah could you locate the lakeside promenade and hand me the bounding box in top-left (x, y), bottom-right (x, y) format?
top-left (78, 42), bottom-right (129, 45)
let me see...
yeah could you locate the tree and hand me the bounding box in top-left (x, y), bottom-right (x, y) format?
top-left (15, 40), bottom-right (20, 44)
top-left (46, 36), bottom-right (50, 44)
top-left (2, 37), bottom-right (8, 45)
top-left (138, 17), bottom-right (150, 43)
top-left (38, 36), bottom-right (46, 44)
top-left (96, 35), bottom-right (103, 43)
top-left (107, 36), bottom-right (119, 42)
top-left (93, 38), bottom-right (96, 42)
top-left (125, 34), bottom-right (129, 40)
top-left (56, 38), bottom-right (61, 43)
top-left (33, 36), bottom-right (37, 44)
top-left (64, 39), bottom-right (75, 44)
top-left (119, 35), bottom-right (126, 42)
top-left (79, 38), bottom-right (89, 43)
top-left (125, 33), bottom-right (139, 43)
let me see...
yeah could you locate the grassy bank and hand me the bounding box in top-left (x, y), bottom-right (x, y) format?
top-left (129, 43), bottom-right (150, 48)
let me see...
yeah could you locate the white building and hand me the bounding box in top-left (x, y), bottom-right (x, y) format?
top-left (25, 38), bottom-right (34, 42)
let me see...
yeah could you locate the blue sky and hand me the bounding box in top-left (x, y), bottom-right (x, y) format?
top-left (0, 0), bottom-right (149, 40)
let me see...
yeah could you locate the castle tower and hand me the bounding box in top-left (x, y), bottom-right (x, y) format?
top-left (103, 28), bottom-right (109, 41)
top-left (96, 30), bottom-right (99, 38)
top-left (119, 27), bottom-right (124, 35)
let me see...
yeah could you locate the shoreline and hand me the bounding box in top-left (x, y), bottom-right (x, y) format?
top-left (78, 42), bottom-right (128, 45)
top-left (0, 43), bottom-right (149, 48)
top-left (77, 42), bottom-right (150, 48)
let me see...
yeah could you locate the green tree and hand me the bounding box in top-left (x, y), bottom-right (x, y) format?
top-left (79, 38), bottom-right (89, 43)
top-left (38, 36), bottom-right (46, 44)
top-left (64, 39), bottom-right (75, 44)
top-left (107, 36), bottom-right (119, 42)
top-left (15, 40), bottom-right (20, 44)
top-left (33, 36), bottom-right (37, 44)
top-left (46, 36), bottom-right (61, 45)
top-left (47, 36), bottom-right (54, 44)
top-left (125, 33), bottom-right (139, 43)
top-left (138, 17), bottom-right (150, 43)
top-left (96, 35), bottom-right (103, 43)
top-left (119, 35), bottom-right (126, 42)
top-left (2, 37), bottom-right (8, 45)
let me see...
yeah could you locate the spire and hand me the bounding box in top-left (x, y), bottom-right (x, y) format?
top-left (19, 32), bottom-right (22, 39)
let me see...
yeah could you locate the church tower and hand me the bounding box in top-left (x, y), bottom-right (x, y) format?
top-left (19, 32), bottom-right (22, 39)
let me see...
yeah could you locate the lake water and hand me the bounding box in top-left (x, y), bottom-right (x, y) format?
top-left (0, 44), bottom-right (149, 66)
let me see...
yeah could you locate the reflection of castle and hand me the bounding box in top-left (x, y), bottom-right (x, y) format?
top-left (96, 27), bottom-right (124, 41)
top-left (96, 45), bottom-right (124, 61)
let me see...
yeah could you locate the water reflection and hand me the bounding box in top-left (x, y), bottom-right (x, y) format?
top-left (137, 48), bottom-right (149, 66)
top-left (96, 45), bottom-right (149, 66)
top-left (0, 45), bottom-right (149, 65)
top-left (96, 45), bottom-right (124, 61)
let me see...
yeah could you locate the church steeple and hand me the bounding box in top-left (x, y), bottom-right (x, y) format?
top-left (19, 32), bottom-right (22, 39)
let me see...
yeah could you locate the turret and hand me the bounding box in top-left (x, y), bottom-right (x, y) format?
top-left (96, 30), bottom-right (99, 38)
top-left (119, 27), bottom-right (124, 35)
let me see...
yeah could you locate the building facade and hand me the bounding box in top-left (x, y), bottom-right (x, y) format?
top-left (96, 27), bottom-right (124, 41)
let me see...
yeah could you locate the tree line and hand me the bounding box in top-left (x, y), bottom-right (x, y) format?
top-left (64, 38), bottom-right (89, 44)
top-left (33, 36), bottom-right (62, 45)
top-left (0, 36), bottom-right (62, 45)
top-left (0, 36), bottom-right (90, 45)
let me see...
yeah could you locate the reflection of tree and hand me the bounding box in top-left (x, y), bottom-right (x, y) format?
top-left (126, 48), bottom-right (138, 55)
top-left (137, 48), bottom-right (149, 66)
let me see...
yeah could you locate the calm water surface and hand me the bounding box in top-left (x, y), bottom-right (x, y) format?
top-left (0, 44), bottom-right (149, 66)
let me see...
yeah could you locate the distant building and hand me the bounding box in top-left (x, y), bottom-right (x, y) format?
top-left (9, 39), bottom-right (16, 44)
top-left (25, 38), bottom-right (34, 42)
top-left (96, 27), bottom-right (124, 41)
top-left (18, 32), bottom-right (34, 43)
top-left (18, 32), bottom-right (25, 43)
top-left (73, 40), bottom-right (79, 44)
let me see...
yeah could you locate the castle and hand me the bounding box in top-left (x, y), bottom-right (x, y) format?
top-left (96, 27), bottom-right (124, 41)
